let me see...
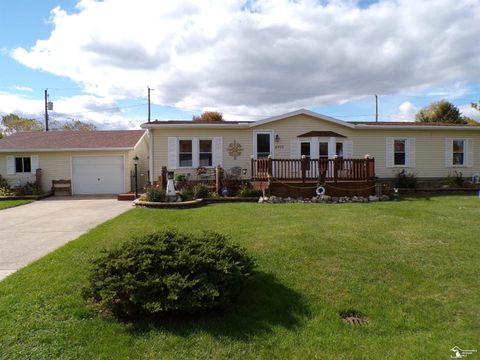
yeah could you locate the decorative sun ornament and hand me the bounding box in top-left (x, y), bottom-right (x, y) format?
top-left (227, 140), bottom-right (243, 160)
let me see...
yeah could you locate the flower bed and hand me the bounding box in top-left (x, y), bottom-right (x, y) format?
top-left (134, 197), bottom-right (259, 209)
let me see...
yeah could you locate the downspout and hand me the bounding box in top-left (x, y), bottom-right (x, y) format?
top-left (148, 129), bottom-right (154, 184)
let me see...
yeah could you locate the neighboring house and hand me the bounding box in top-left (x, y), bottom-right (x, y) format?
top-left (0, 130), bottom-right (148, 195)
top-left (141, 109), bottom-right (480, 182)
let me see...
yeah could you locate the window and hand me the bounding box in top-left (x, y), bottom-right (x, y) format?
top-left (336, 142), bottom-right (343, 157)
top-left (319, 142), bottom-right (329, 159)
top-left (453, 140), bottom-right (465, 165)
top-left (15, 157), bottom-right (31, 173)
top-left (179, 140), bottom-right (193, 167)
top-left (394, 139), bottom-right (406, 166)
top-left (256, 133), bottom-right (271, 158)
top-left (199, 139), bottom-right (212, 166)
top-left (300, 142), bottom-right (310, 159)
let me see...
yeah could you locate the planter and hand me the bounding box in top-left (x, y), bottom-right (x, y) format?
top-left (134, 198), bottom-right (205, 209)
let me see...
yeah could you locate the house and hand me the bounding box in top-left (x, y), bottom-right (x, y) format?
top-left (141, 109), bottom-right (480, 187)
top-left (1, 109), bottom-right (478, 198)
top-left (0, 130), bottom-right (148, 195)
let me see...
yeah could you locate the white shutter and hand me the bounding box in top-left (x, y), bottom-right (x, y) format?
top-left (311, 138), bottom-right (319, 159)
top-left (192, 139), bottom-right (199, 168)
top-left (386, 137), bottom-right (394, 168)
top-left (466, 139), bottom-right (474, 167)
top-left (290, 140), bottom-right (300, 159)
top-left (167, 137), bottom-right (177, 169)
top-left (328, 137), bottom-right (336, 159)
top-left (445, 138), bottom-right (453, 167)
top-left (31, 155), bottom-right (39, 173)
top-left (343, 140), bottom-right (353, 158)
top-left (6, 156), bottom-right (15, 175)
top-left (407, 138), bottom-right (415, 168)
top-left (212, 137), bottom-right (223, 167)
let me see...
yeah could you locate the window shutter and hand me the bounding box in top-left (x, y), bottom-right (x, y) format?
top-left (386, 137), bottom-right (394, 168)
top-left (290, 140), bottom-right (300, 159)
top-left (328, 137), bottom-right (336, 159)
top-left (310, 138), bottom-right (319, 159)
top-left (343, 140), bottom-right (353, 158)
top-left (445, 138), bottom-right (453, 167)
top-left (212, 137), bottom-right (223, 167)
top-left (406, 138), bottom-right (416, 168)
top-left (31, 155), bottom-right (39, 173)
top-left (466, 139), bottom-right (474, 167)
top-left (6, 156), bottom-right (15, 175)
top-left (167, 137), bottom-right (177, 169)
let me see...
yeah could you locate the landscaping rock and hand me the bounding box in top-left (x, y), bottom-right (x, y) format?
top-left (257, 194), bottom-right (391, 204)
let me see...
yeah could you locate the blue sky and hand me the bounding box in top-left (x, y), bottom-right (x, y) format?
top-left (1, 0), bottom-right (479, 129)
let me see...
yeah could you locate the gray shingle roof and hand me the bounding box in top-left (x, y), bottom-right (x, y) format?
top-left (0, 130), bottom-right (145, 151)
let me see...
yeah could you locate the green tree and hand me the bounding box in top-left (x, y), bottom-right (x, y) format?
top-left (472, 100), bottom-right (480, 112)
top-left (50, 119), bottom-right (97, 131)
top-left (468, 101), bottom-right (480, 125)
top-left (415, 100), bottom-right (467, 124)
top-left (1, 114), bottom-right (44, 135)
top-left (192, 111), bottom-right (223, 122)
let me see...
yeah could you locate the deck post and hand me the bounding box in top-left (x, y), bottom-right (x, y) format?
top-left (333, 156), bottom-right (339, 183)
top-left (161, 166), bottom-right (167, 189)
top-left (267, 155), bottom-right (273, 178)
top-left (215, 165), bottom-right (223, 194)
top-left (301, 155), bottom-right (307, 183)
top-left (364, 155), bottom-right (374, 180)
top-left (251, 155), bottom-right (254, 179)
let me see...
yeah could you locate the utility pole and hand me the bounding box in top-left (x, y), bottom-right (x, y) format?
top-left (375, 94), bottom-right (378, 122)
top-left (44, 89), bottom-right (49, 131)
top-left (147, 86), bottom-right (151, 123)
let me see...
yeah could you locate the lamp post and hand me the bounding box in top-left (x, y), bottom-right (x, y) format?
top-left (133, 155), bottom-right (139, 198)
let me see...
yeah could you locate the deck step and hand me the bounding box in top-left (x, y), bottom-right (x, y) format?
top-left (117, 193), bottom-right (136, 201)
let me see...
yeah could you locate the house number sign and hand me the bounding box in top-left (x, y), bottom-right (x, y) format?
top-left (227, 140), bottom-right (243, 160)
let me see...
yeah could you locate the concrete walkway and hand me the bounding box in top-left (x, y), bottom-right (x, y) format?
top-left (0, 197), bottom-right (132, 281)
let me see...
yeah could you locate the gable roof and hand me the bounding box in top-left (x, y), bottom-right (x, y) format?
top-left (0, 130), bottom-right (146, 152)
top-left (250, 109), bottom-right (355, 128)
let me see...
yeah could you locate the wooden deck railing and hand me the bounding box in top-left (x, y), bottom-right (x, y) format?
top-left (251, 157), bottom-right (375, 182)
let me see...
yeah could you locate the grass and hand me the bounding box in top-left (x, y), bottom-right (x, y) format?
top-left (0, 196), bottom-right (479, 359)
top-left (0, 200), bottom-right (32, 210)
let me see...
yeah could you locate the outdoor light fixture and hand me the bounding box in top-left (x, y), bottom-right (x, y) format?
top-left (275, 134), bottom-right (280, 142)
top-left (133, 156), bottom-right (139, 198)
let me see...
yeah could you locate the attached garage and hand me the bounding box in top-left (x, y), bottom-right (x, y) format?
top-left (72, 155), bottom-right (125, 195)
top-left (0, 130), bottom-right (149, 195)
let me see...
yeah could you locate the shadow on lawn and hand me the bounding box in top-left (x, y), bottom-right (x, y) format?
top-left (127, 272), bottom-right (310, 341)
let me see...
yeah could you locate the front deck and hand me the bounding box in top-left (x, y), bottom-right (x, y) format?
top-left (251, 157), bottom-right (376, 197)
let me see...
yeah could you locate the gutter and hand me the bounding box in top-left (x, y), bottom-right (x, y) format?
top-left (0, 147), bottom-right (135, 152)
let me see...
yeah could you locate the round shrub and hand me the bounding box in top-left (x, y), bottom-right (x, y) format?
top-left (192, 183), bottom-right (210, 199)
top-left (145, 187), bottom-right (166, 202)
top-left (83, 230), bottom-right (255, 320)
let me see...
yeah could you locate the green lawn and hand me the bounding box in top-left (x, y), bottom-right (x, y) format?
top-left (0, 196), bottom-right (479, 359)
top-left (0, 200), bottom-right (32, 210)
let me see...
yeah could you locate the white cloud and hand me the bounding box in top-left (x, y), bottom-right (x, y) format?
top-left (390, 101), bottom-right (418, 122)
top-left (460, 104), bottom-right (480, 121)
top-left (0, 93), bottom-right (141, 130)
top-left (10, 0), bottom-right (480, 121)
top-left (11, 86), bottom-right (33, 92)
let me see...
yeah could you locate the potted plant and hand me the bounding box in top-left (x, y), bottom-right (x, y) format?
top-left (174, 174), bottom-right (188, 189)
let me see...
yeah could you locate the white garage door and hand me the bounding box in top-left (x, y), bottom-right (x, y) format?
top-left (72, 156), bottom-right (125, 195)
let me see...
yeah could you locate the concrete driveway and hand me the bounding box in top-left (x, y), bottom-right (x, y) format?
top-left (0, 197), bottom-right (132, 281)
